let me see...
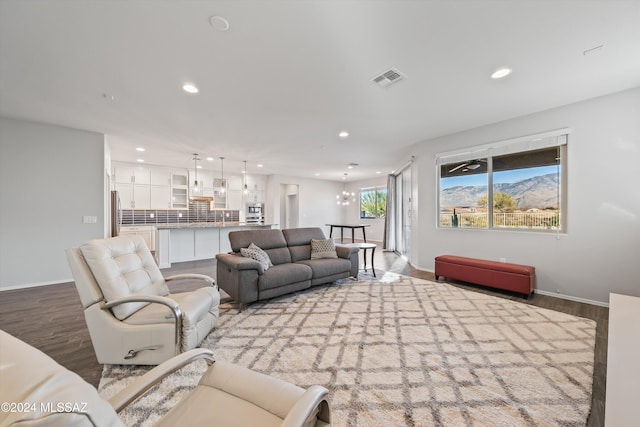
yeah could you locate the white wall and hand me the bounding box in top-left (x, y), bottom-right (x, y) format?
top-left (342, 176), bottom-right (388, 242)
top-left (409, 88), bottom-right (640, 305)
top-left (0, 117), bottom-right (105, 289)
top-left (265, 174), bottom-right (346, 236)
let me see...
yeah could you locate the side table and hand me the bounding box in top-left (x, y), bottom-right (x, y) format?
top-left (350, 242), bottom-right (377, 278)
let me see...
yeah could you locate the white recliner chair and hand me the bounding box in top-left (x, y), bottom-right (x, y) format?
top-left (66, 235), bottom-right (220, 365)
top-left (0, 329), bottom-right (332, 427)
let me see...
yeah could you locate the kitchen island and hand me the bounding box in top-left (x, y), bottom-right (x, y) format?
top-left (155, 222), bottom-right (274, 268)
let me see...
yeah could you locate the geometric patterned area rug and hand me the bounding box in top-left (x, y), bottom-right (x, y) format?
top-left (99, 272), bottom-right (596, 427)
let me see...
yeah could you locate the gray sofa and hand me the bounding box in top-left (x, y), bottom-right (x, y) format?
top-left (216, 227), bottom-right (359, 305)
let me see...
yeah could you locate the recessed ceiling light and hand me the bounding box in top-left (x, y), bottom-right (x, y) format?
top-left (136, 159), bottom-right (145, 163)
top-left (257, 164), bottom-right (263, 168)
top-left (210, 16), bottom-right (230, 32)
top-left (196, 165), bottom-right (202, 169)
top-left (206, 157), bottom-right (215, 161)
top-left (491, 68), bottom-right (512, 79)
top-left (182, 83), bottom-right (199, 93)
top-left (339, 130), bottom-right (349, 139)
top-left (136, 147), bottom-right (145, 152)
top-left (376, 171), bottom-right (381, 174)
top-left (315, 173), bottom-right (320, 176)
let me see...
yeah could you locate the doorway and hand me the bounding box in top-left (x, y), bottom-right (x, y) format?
top-left (281, 184), bottom-right (299, 229)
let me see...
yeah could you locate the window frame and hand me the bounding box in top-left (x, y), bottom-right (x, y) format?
top-left (359, 187), bottom-right (387, 220)
top-left (436, 130), bottom-right (568, 232)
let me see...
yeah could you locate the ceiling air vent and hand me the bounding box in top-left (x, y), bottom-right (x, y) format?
top-left (371, 67), bottom-right (407, 88)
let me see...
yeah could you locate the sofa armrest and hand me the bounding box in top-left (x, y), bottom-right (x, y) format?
top-left (335, 244), bottom-right (359, 259)
top-left (216, 253), bottom-right (263, 272)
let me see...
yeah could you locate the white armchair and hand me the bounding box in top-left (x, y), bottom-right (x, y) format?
top-left (66, 235), bottom-right (220, 365)
top-left (0, 330), bottom-right (332, 427)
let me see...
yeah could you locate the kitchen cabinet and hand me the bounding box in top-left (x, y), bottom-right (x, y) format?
top-left (113, 162), bottom-right (190, 209)
top-left (150, 167), bottom-right (171, 186)
top-left (171, 171), bottom-right (188, 187)
top-left (150, 186), bottom-right (171, 208)
top-left (114, 165), bottom-right (150, 185)
top-left (115, 182), bottom-right (150, 209)
top-left (171, 170), bottom-right (189, 208)
top-left (133, 185), bottom-right (150, 209)
top-left (171, 187), bottom-right (188, 208)
top-left (119, 225), bottom-right (156, 251)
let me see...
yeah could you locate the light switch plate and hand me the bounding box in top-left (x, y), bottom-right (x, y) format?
top-left (83, 215), bottom-right (97, 224)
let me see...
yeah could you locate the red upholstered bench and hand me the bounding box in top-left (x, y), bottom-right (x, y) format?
top-left (434, 255), bottom-right (535, 296)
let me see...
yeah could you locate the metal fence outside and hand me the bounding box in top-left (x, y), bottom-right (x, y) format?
top-left (440, 211), bottom-right (560, 230)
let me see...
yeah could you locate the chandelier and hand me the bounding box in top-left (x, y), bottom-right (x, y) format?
top-left (337, 173), bottom-right (355, 205)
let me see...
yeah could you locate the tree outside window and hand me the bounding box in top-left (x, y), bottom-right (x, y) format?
top-left (360, 188), bottom-right (387, 219)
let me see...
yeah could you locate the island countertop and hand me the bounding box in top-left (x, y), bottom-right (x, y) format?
top-left (154, 222), bottom-right (276, 268)
top-left (155, 222), bottom-right (274, 230)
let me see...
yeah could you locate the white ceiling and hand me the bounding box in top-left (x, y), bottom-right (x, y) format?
top-left (1, 0), bottom-right (639, 181)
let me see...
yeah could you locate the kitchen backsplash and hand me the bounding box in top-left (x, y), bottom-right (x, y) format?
top-left (121, 209), bottom-right (240, 225)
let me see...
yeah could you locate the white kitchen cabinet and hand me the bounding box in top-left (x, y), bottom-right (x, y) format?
top-left (132, 166), bottom-right (150, 185)
top-left (171, 170), bottom-right (188, 187)
top-left (171, 187), bottom-right (188, 208)
top-left (114, 165), bottom-right (134, 184)
top-left (150, 186), bottom-right (171, 208)
top-left (119, 225), bottom-right (156, 251)
top-left (169, 229), bottom-right (195, 263)
top-left (133, 185), bottom-right (150, 209)
top-left (114, 162), bottom-right (193, 209)
top-left (150, 167), bottom-right (171, 186)
top-left (115, 182), bottom-right (133, 208)
top-left (115, 182), bottom-right (151, 209)
top-left (116, 165), bottom-right (151, 185)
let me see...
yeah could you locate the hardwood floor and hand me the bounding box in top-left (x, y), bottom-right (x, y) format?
top-left (0, 250), bottom-right (608, 426)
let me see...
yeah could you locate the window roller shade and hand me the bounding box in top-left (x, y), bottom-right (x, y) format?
top-left (436, 129), bottom-right (569, 166)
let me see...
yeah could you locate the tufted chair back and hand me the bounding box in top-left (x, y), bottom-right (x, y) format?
top-left (79, 235), bottom-right (169, 319)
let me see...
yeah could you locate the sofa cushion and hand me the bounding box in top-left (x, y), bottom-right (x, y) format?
top-left (229, 229), bottom-right (287, 253)
top-left (258, 263), bottom-right (312, 291)
top-left (283, 228), bottom-right (328, 262)
top-left (241, 243), bottom-right (273, 271)
top-left (310, 239), bottom-right (338, 259)
top-left (297, 258), bottom-right (352, 279)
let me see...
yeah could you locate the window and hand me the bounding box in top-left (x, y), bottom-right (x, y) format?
top-left (437, 131), bottom-right (567, 231)
top-left (360, 188), bottom-right (387, 219)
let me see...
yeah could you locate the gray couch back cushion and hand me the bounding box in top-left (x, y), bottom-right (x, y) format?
top-left (229, 229), bottom-right (292, 265)
top-left (283, 227), bottom-right (327, 262)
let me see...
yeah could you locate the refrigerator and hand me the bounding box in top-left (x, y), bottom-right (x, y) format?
top-left (110, 190), bottom-right (121, 237)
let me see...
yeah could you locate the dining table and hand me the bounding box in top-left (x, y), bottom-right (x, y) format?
top-left (325, 223), bottom-right (370, 243)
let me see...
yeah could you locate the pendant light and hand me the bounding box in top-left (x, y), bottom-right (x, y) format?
top-left (219, 157), bottom-right (226, 193)
top-left (191, 153), bottom-right (201, 196)
top-left (243, 160), bottom-right (249, 195)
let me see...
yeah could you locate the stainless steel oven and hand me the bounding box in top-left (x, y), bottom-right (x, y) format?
top-left (246, 203), bottom-right (264, 223)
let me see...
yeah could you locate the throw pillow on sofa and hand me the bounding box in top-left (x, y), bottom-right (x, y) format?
top-left (240, 243), bottom-right (273, 271)
top-left (311, 238), bottom-right (338, 259)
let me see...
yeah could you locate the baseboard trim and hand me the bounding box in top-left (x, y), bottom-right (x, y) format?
top-left (0, 278), bottom-right (72, 292)
top-left (535, 289), bottom-right (609, 308)
top-left (408, 261), bottom-right (608, 308)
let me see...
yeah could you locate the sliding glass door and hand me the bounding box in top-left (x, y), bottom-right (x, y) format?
top-left (394, 165), bottom-right (412, 259)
